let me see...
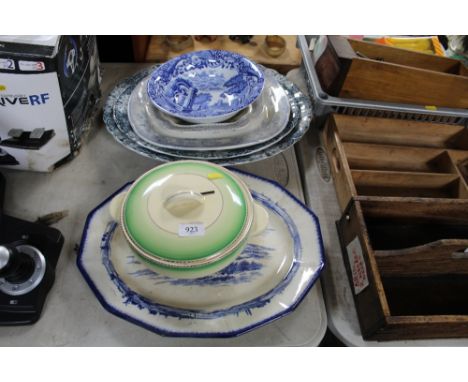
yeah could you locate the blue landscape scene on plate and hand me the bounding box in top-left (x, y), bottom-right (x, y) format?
top-left (100, 190), bottom-right (303, 320)
top-left (125, 242), bottom-right (275, 287)
top-left (147, 50), bottom-right (265, 118)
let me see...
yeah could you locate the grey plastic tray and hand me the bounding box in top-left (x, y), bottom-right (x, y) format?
top-left (298, 35), bottom-right (468, 126)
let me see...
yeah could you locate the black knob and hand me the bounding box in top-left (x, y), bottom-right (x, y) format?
top-left (0, 245), bottom-right (35, 283)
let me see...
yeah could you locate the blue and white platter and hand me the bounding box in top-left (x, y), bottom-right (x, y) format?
top-left (147, 50), bottom-right (265, 124)
top-left (77, 169), bottom-right (325, 337)
top-left (104, 66), bottom-right (312, 166)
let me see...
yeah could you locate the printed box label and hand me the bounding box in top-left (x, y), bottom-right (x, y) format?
top-left (347, 236), bottom-right (369, 295)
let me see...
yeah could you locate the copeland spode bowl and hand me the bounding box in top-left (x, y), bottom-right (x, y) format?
top-left (109, 160), bottom-right (268, 278)
top-left (146, 50), bottom-right (265, 124)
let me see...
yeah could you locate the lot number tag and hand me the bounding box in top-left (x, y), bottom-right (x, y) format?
top-left (179, 223), bottom-right (205, 237)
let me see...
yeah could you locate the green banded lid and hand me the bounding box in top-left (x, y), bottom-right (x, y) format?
top-left (121, 161), bottom-right (252, 268)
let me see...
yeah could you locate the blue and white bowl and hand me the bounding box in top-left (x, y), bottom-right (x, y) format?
top-left (147, 50), bottom-right (265, 124)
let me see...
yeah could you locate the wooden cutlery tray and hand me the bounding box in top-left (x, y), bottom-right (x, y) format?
top-left (337, 197), bottom-right (468, 340)
top-left (323, 113), bottom-right (468, 340)
top-left (323, 114), bottom-right (468, 211)
top-left (315, 36), bottom-right (468, 109)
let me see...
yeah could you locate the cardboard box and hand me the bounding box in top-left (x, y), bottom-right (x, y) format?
top-left (0, 35), bottom-right (100, 171)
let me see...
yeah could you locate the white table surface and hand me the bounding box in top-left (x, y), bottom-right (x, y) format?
top-left (292, 67), bottom-right (468, 347)
top-left (0, 63), bottom-right (327, 346)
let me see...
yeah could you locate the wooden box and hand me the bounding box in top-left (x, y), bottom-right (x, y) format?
top-left (322, 114), bottom-right (468, 212)
top-left (315, 36), bottom-right (468, 109)
top-left (337, 197), bottom-right (468, 341)
top-left (321, 113), bottom-right (468, 340)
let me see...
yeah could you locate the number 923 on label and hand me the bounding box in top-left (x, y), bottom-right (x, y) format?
top-left (178, 223), bottom-right (205, 237)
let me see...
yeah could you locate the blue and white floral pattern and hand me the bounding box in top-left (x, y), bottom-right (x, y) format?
top-left (147, 50), bottom-right (264, 121)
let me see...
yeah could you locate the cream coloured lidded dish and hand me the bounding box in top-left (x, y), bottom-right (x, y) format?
top-left (109, 160), bottom-right (268, 278)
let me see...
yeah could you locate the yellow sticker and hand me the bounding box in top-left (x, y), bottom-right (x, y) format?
top-left (207, 173), bottom-right (223, 180)
top-left (0, 85), bottom-right (6, 91)
top-left (425, 105), bottom-right (438, 111)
